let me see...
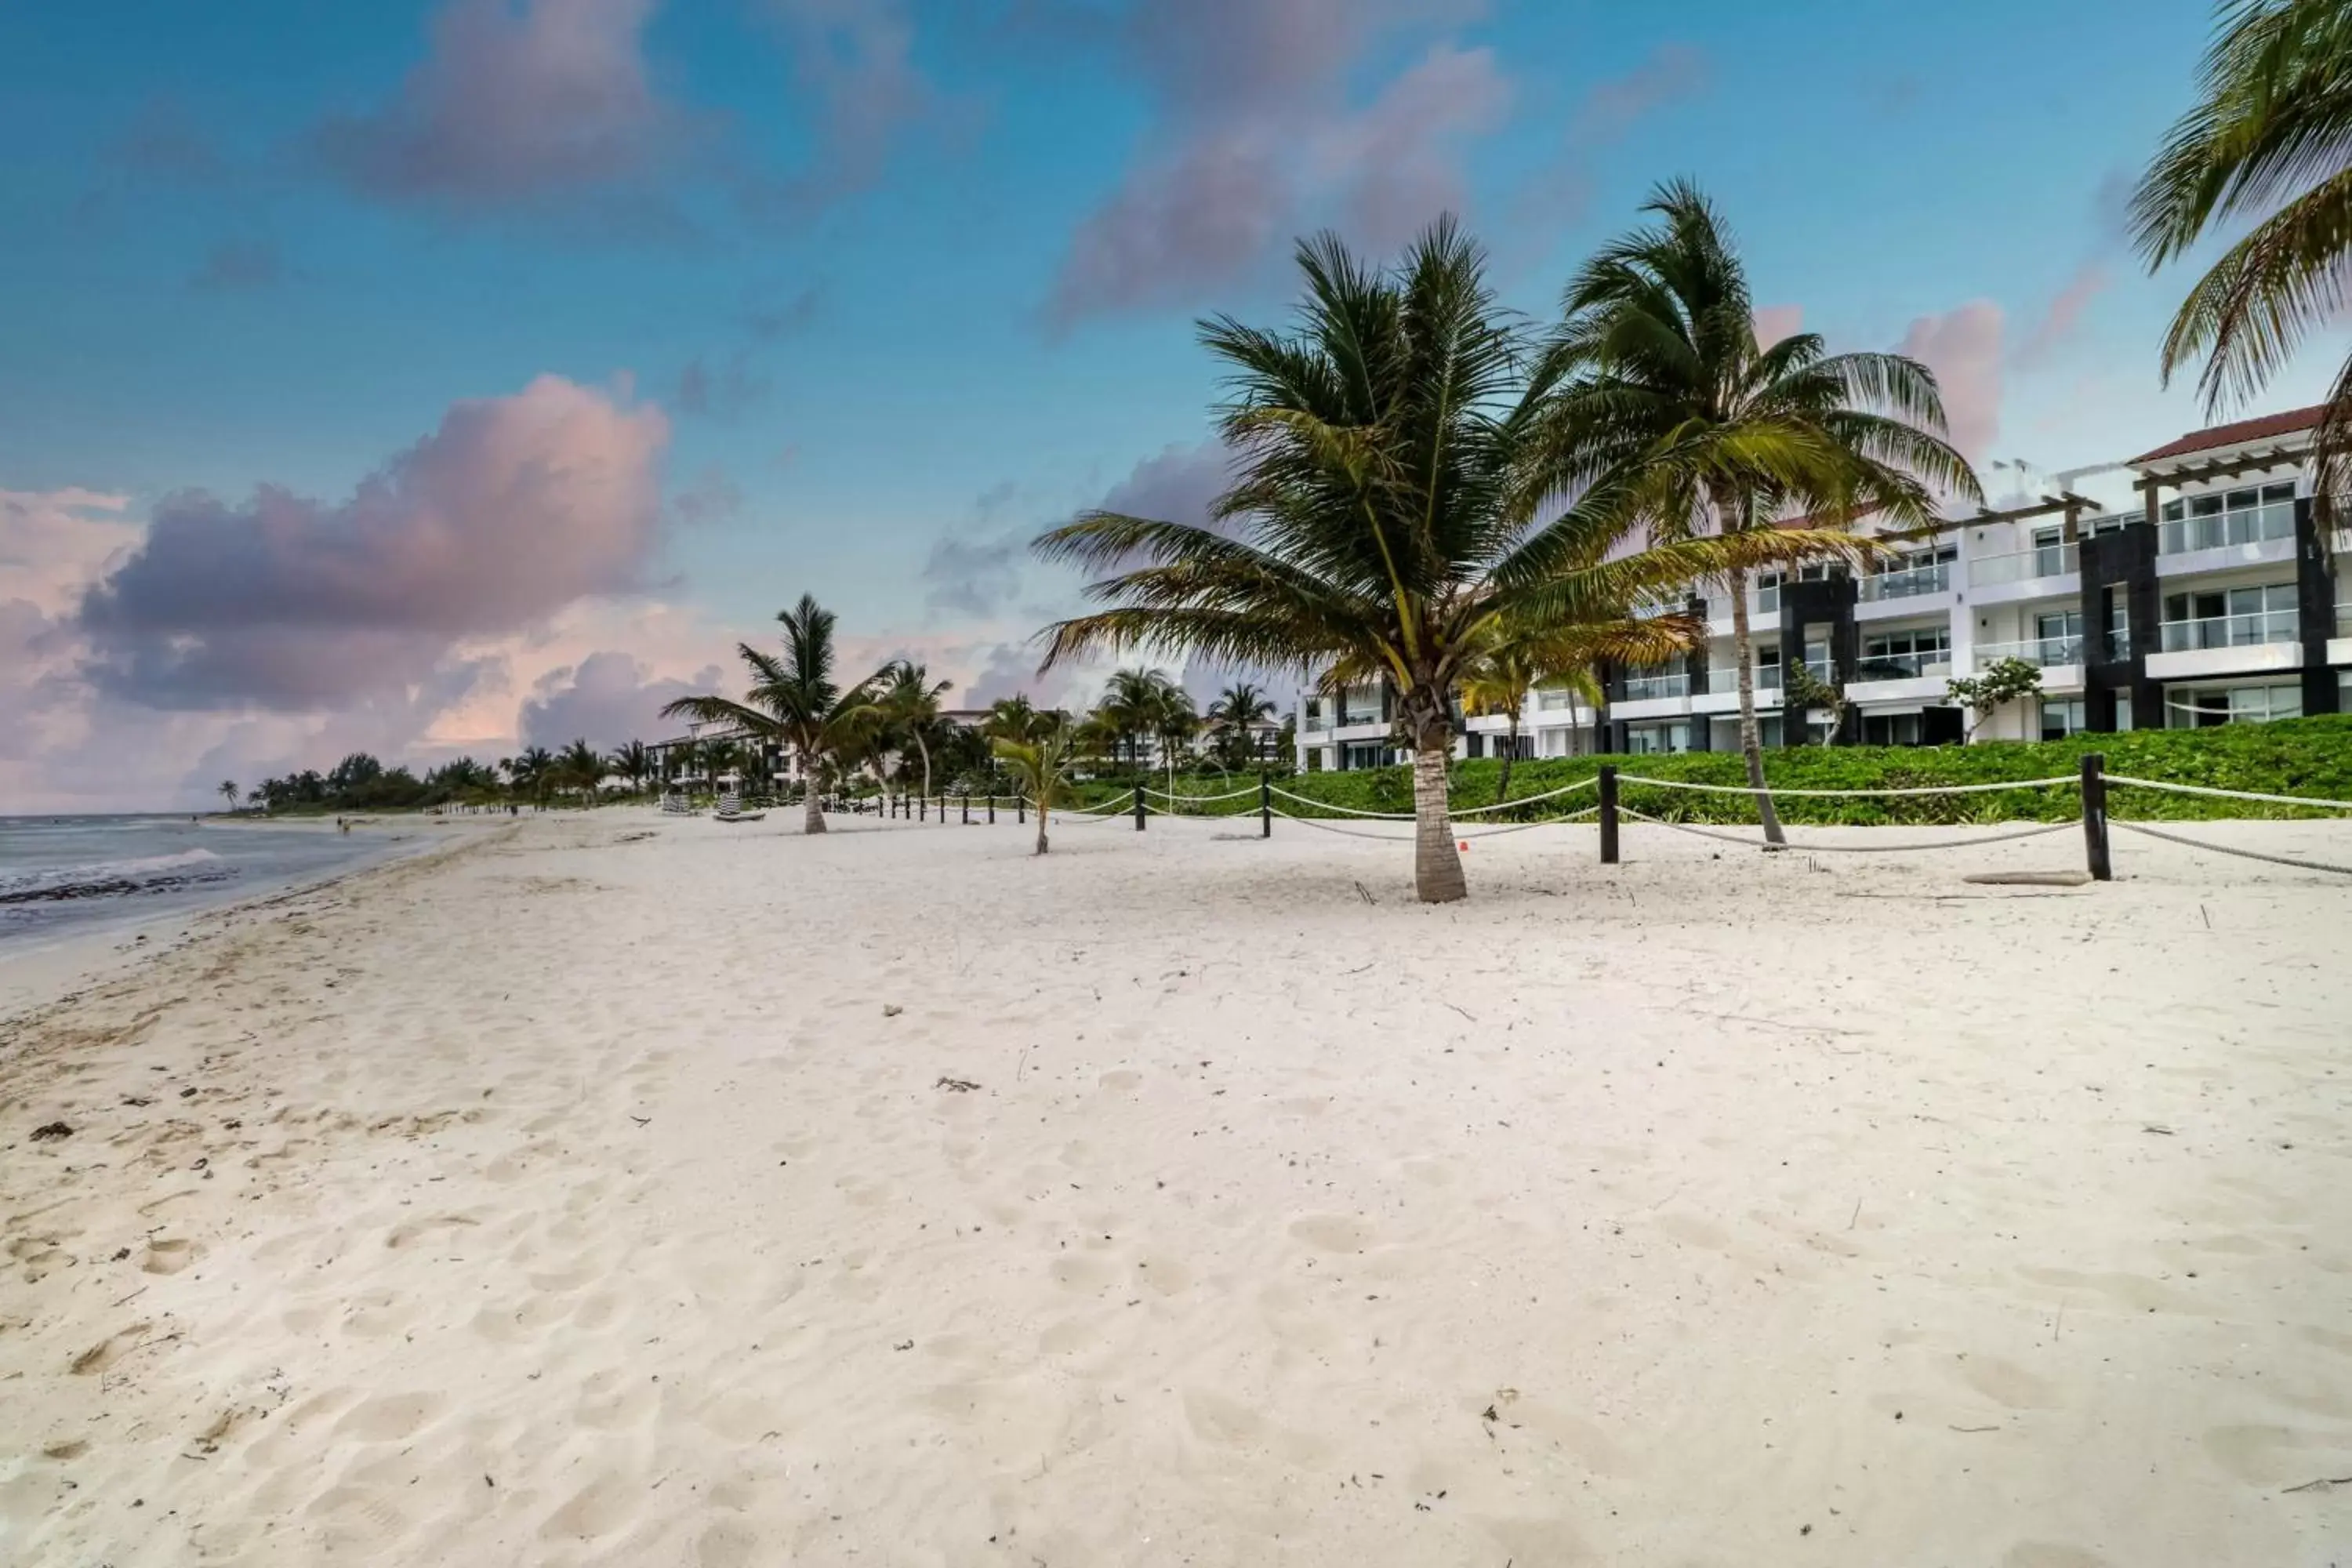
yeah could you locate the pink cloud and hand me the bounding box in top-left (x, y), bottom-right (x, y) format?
top-left (1752, 303), bottom-right (1803, 347)
top-left (1044, 0), bottom-right (1508, 326)
top-left (78, 376), bottom-right (670, 710)
top-left (2015, 262), bottom-right (2110, 368)
top-left (1897, 300), bottom-right (2003, 461)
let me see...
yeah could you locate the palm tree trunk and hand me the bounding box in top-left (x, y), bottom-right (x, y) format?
top-left (1727, 564), bottom-right (1787, 845)
top-left (802, 753), bottom-right (827, 835)
top-left (1495, 717), bottom-right (1519, 804)
top-left (917, 735), bottom-right (933, 804)
top-left (1035, 803), bottom-right (1049, 856)
top-left (1410, 746), bottom-right (1466, 903)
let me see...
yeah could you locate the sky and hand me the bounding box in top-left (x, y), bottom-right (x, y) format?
top-left (2, 0), bottom-right (2343, 811)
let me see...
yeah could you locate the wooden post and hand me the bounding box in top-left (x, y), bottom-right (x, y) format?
top-left (1259, 771), bottom-right (1272, 838)
top-left (1598, 765), bottom-right (1620, 865)
top-left (1018, 794), bottom-right (1026, 825)
top-left (962, 794), bottom-right (970, 825)
top-left (987, 795), bottom-right (996, 824)
top-left (2080, 752), bottom-right (2111, 881)
top-left (918, 793), bottom-right (927, 822)
top-left (1134, 784), bottom-right (1147, 831)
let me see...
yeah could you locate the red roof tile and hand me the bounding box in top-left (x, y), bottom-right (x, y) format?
top-left (2131, 405), bottom-right (2324, 465)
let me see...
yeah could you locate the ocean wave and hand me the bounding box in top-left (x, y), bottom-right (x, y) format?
top-left (0, 847), bottom-right (238, 905)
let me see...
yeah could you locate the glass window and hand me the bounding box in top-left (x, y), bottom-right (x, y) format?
top-left (2040, 698), bottom-right (2085, 741)
top-left (2161, 499), bottom-right (2185, 522)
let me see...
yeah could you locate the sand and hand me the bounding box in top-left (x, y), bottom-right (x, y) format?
top-left (2, 805), bottom-right (2349, 1566)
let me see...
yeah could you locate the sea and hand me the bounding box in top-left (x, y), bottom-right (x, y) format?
top-left (0, 814), bottom-right (421, 955)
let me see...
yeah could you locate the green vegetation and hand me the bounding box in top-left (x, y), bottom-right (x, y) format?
top-left (1065, 718), bottom-right (2352, 826)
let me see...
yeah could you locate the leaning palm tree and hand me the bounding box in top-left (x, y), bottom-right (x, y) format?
top-left (2133, 0), bottom-right (2352, 520)
top-left (1034, 217), bottom-right (1870, 901)
top-left (1546, 180), bottom-right (1980, 842)
top-left (992, 722), bottom-right (1081, 855)
top-left (660, 594), bottom-right (884, 835)
top-left (878, 660), bottom-right (954, 803)
top-left (1204, 681), bottom-right (1277, 768)
top-left (217, 779), bottom-right (239, 814)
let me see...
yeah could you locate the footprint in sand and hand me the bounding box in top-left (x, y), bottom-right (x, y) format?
top-left (69, 1322), bottom-right (152, 1376)
top-left (334, 1391), bottom-right (447, 1442)
top-left (140, 1236), bottom-right (200, 1275)
top-left (1288, 1214), bottom-right (1374, 1253)
top-left (1953, 1354), bottom-right (2060, 1410)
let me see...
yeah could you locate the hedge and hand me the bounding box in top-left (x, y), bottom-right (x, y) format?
top-left (1072, 716), bottom-right (2352, 826)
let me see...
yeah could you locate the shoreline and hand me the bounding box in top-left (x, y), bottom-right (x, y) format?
top-left (0, 815), bottom-right (509, 1025)
top-left (2, 811), bottom-right (2347, 1565)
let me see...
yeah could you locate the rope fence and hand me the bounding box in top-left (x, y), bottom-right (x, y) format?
top-left (815, 757), bottom-right (2352, 882)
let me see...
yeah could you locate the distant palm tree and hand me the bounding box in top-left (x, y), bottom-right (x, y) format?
top-left (610, 740), bottom-right (654, 798)
top-left (879, 660), bottom-right (954, 802)
top-left (1204, 681), bottom-right (1277, 768)
top-left (1547, 180), bottom-right (1979, 842)
top-left (702, 737), bottom-right (744, 793)
top-left (992, 721), bottom-right (1081, 855)
top-left (1035, 218), bottom-right (1860, 901)
top-left (660, 593), bottom-right (886, 835)
top-left (982, 695), bottom-right (1054, 745)
top-left (1458, 623), bottom-right (1674, 802)
top-left (217, 779), bottom-right (239, 814)
top-left (1096, 668), bottom-right (1182, 771)
top-left (558, 739), bottom-right (604, 805)
top-left (513, 746), bottom-right (556, 808)
top-left (2133, 0), bottom-right (2352, 519)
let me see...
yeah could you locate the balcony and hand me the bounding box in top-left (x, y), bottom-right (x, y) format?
top-left (1857, 561), bottom-right (1951, 602)
top-left (1621, 670), bottom-right (1691, 701)
top-left (2158, 608), bottom-right (2299, 653)
top-left (2160, 500), bottom-right (2295, 556)
top-left (1853, 649), bottom-right (1954, 681)
top-left (1968, 543), bottom-right (2078, 588)
top-left (1973, 635), bottom-right (2083, 670)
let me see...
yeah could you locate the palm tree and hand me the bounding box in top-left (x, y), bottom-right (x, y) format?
top-left (666, 737), bottom-right (701, 797)
top-left (879, 660), bottom-right (954, 803)
top-left (702, 738), bottom-right (744, 796)
top-left (1033, 218), bottom-right (1861, 901)
top-left (610, 740), bottom-right (654, 799)
top-left (1547, 180), bottom-right (1980, 842)
top-left (513, 746), bottom-right (556, 808)
top-left (217, 779), bottom-right (239, 814)
top-left (660, 593), bottom-right (885, 835)
top-left (1096, 668), bottom-right (1181, 771)
top-left (559, 739), bottom-right (604, 806)
top-left (992, 721), bottom-right (1081, 855)
top-left (1204, 681), bottom-right (1277, 768)
top-left (1457, 648), bottom-right (1538, 804)
top-left (1152, 687), bottom-right (1199, 793)
top-left (982, 695), bottom-right (1054, 745)
top-left (2133, 0), bottom-right (2352, 517)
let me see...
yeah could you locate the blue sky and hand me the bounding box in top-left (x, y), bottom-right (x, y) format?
top-left (2, 0), bottom-right (2339, 809)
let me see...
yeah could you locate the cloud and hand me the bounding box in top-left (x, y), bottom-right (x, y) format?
top-left (77, 376), bottom-right (670, 711)
top-left (673, 353), bottom-right (773, 419)
top-left (671, 465), bottom-right (744, 526)
top-left (922, 534), bottom-right (1025, 618)
top-left (742, 282), bottom-right (824, 341)
top-left (753, 0), bottom-right (938, 210)
top-left (1897, 300), bottom-right (2003, 462)
top-left (190, 238), bottom-right (285, 292)
top-left (1099, 440), bottom-right (1232, 532)
top-left (2015, 262), bottom-right (2110, 368)
top-left (1510, 43), bottom-right (1707, 235)
top-left (311, 0), bottom-right (693, 217)
top-left (1751, 303), bottom-right (1803, 348)
top-left (517, 650), bottom-right (723, 751)
top-left (1043, 0), bottom-right (1508, 326)
top-left (109, 97), bottom-right (228, 182)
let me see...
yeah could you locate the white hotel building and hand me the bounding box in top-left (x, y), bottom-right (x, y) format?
top-left (1297, 405), bottom-right (2352, 769)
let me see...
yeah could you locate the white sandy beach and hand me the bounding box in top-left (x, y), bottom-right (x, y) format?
top-left (2, 806), bottom-right (2350, 1566)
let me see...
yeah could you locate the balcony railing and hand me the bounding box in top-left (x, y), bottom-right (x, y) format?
top-left (1968, 543), bottom-right (2078, 586)
top-left (1338, 709), bottom-right (1385, 727)
top-left (1973, 635), bottom-right (2082, 670)
top-left (1621, 671), bottom-right (1691, 701)
top-left (1858, 561), bottom-right (1951, 601)
top-left (1853, 650), bottom-right (1953, 681)
top-left (2160, 502), bottom-right (2295, 555)
top-left (2158, 608), bottom-right (2299, 652)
